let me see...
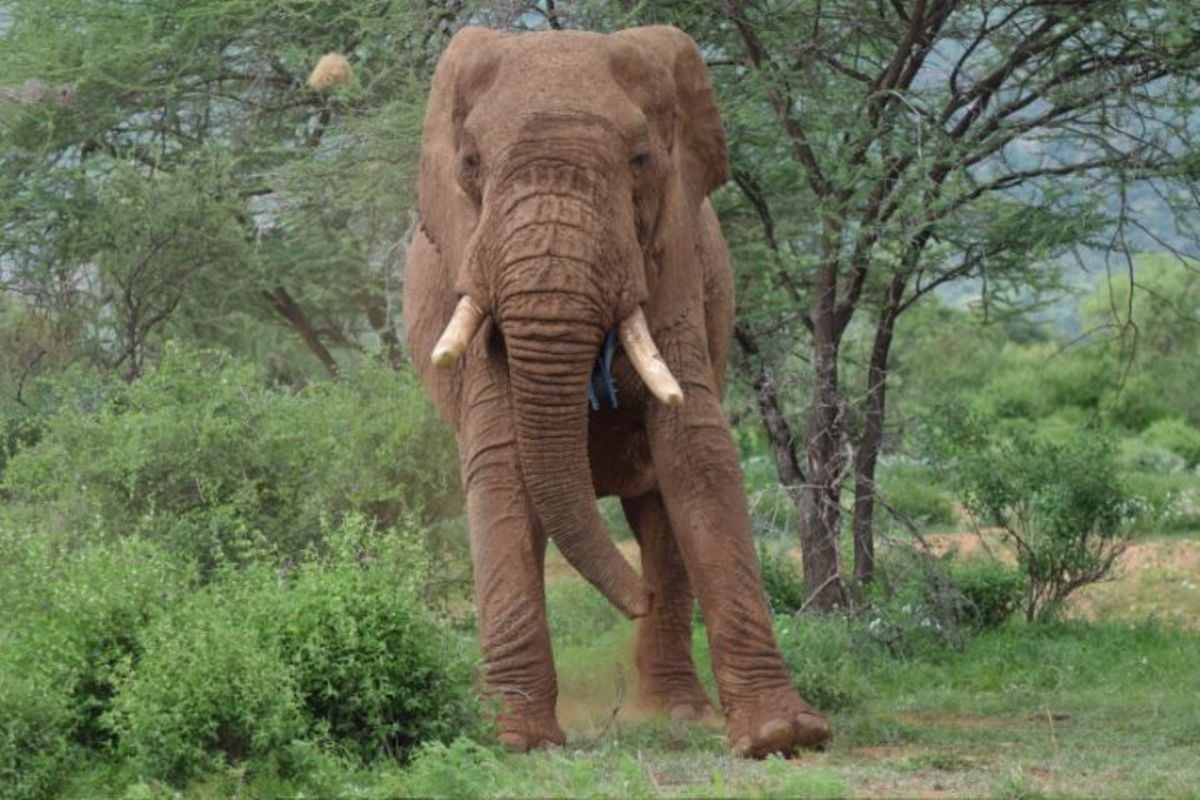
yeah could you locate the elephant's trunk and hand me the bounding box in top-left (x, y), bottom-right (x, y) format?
top-left (499, 286), bottom-right (649, 619)
top-left (483, 170), bottom-right (650, 618)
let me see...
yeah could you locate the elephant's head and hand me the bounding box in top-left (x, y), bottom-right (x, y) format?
top-left (417, 26), bottom-right (729, 618)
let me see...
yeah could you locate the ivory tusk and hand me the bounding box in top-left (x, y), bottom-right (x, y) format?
top-left (619, 308), bottom-right (684, 407)
top-left (431, 296), bottom-right (486, 368)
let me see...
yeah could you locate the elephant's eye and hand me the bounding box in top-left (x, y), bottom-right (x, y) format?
top-left (460, 152), bottom-right (480, 179)
top-left (630, 151), bottom-right (651, 169)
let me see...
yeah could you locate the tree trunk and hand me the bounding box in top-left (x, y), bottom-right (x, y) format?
top-left (802, 256), bottom-right (849, 612)
top-left (263, 286), bottom-right (339, 378)
top-left (850, 295), bottom-right (902, 584)
top-left (851, 251), bottom-right (923, 585)
top-left (734, 323), bottom-right (807, 510)
top-left (359, 290), bottom-right (405, 370)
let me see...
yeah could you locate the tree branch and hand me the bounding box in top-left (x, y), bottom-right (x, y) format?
top-left (262, 286), bottom-right (340, 378)
top-left (724, 0), bottom-right (831, 197)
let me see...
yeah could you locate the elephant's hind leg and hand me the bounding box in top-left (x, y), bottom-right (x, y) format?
top-left (622, 492), bottom-right (714, 721)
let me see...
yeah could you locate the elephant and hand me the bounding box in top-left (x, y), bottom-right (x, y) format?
top-left (403, 24), bottom-right (832, 758)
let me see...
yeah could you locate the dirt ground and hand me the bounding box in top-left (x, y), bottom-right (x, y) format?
top-left (923, 530), bottom-right (1200, 628)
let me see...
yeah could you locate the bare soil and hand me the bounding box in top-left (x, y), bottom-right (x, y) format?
top-left (915, 530), bottom-right (1200, 628)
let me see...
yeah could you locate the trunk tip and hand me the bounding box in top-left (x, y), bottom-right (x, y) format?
top-left (621, 588), bottom-right (653, 619)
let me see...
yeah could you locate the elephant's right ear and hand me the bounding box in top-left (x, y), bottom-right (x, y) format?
top-left (417, 27), bottom-right (504, 267)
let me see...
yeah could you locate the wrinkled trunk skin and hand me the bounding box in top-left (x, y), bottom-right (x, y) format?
top-left (504, 311), bottom-right (646, 618)
top-left (489, 183), bottom-right (647, 618)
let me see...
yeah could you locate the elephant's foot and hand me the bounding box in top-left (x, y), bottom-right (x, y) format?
top-left (497, 710), bottom-right (566, 753)
top-left (638, 675), bottom-right (715, 721)
top-left (725, 687), bottom-right (832, 758)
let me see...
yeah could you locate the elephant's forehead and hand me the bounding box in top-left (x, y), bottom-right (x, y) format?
top-left (479, 36), bottom-right (650, 137)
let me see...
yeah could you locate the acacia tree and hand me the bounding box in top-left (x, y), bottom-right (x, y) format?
top-left (545, 0), bottom-right (1200, 608)
top-left (646, 0), bottom-right (1198, 608)
top-left (0, 0), bottom-right (465, 382)
top-left (732, 0), bottom-right (1198, 607)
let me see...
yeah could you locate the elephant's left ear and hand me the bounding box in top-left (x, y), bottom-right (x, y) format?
top-left (613, 25), bottom-right (730, 201)
top-left (417, 27), bottom-right (504, 264)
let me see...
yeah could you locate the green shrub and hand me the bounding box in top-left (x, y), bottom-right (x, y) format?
top-left (1142, 418), bottom-right (1200, 468)
top-left (0, 526), bottom-right (190, 797)
top-left (979, 362), bottom-right (1054, 420)
top-left (775, 616), bottom-right (868, 711)
top-left (1119, 437), bottom-right (1187, 475)
top-left (1105, 372), bottom-right (1175, 432)
top-left (51, 541), bottom-right (192, 749)
top-left (1123, 472), bottom-right (1200, 534)
top-left (860, 548), bottom-right (971, 657)
top-left (1033, 409), bottom-right (1094, 443)
top-left (266, 522), bottom-right (482, 762)
top-left (0, 517), bottom-right (479, 789)
top-left (390, 738), bottom-right (505, 798)
top-left (757, 541), bottom-right (807, 615)
top-left (106, 520), bottom-right (481, 783)
top-left (930, 410), bottom-right (1133, 621)
top-left (0, 672), bottom-right (76, 800)
top-left (0, 406), bottom-right (44, 484)
top-left (1131, 443), bottom-right (1190, 476)
top-left (1, 347), bottom-right (459, 574)
top-left (108, 581), bottom-right (308, 784)
top-left (947, 558), bottom-right (1026, 631)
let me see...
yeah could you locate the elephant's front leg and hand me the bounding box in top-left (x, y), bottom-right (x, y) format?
top-left (460, 355), bottom-right (564, 751)
top-left (622, 492), bottom-right (714, 720)
top-left (645, 365), bottom-right (832, 757)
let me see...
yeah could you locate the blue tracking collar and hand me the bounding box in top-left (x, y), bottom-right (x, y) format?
top-left (587, 328), bottom-right (619, 411)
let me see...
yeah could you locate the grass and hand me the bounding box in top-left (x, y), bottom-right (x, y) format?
top-left (80, 584), bottom-right (1196, 795)
top-left (45, 534), bottom-right (1200, 799)
top-left (70, 618), bottom-right (1196, 798)
top-left (548, 618), bottom-right (1200, 799)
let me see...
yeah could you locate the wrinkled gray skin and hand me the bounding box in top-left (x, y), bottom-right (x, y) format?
top-left (404, 25), bottom-right (831, 757)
